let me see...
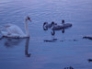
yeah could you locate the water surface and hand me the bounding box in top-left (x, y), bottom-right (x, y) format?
top-left (0, 0), bottom-right (92, 69)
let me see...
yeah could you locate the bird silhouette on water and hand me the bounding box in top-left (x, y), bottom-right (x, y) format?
top-left (64, 66), bottom-right (74, 69)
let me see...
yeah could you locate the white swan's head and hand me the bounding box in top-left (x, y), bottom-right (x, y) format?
top-left (25, 16), bottom-right (31, 22)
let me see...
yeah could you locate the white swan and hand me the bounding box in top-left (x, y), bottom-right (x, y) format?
top-left (0, 16), bottom-right (31, 38)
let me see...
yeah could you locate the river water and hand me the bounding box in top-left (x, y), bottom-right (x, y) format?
top-left (0, 0), bottom-right (92, 69)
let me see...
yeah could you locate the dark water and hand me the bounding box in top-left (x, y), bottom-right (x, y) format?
top-left (0, 0), bottom-right (92, 69)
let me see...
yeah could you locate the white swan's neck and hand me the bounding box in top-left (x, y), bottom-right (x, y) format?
top-left (25, 20), bottom-right (30, 37)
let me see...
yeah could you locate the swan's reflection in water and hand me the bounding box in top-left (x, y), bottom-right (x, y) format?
top-left (4, 38), bottom-right (22, 47)
top-left (25, 37), bottom-right (31, 57)
top-left (0, 37), bottom-right (31, 57)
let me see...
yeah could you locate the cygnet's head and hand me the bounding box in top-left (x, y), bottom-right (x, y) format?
top-left (51, 21), bottom-right (55, 25)
top-left (62, 20), bottom-right (65, 24)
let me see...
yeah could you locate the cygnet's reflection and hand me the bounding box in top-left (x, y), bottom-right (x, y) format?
top-left (44, 27), bottom-right (65, 42)
top-left (0, 37), bottom-right (31, 57)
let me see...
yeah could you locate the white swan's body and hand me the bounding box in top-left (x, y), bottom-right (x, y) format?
top-left (0, 16), bottom-right (31, 38)
top-left (2, 24), bottom-right (27, 37)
